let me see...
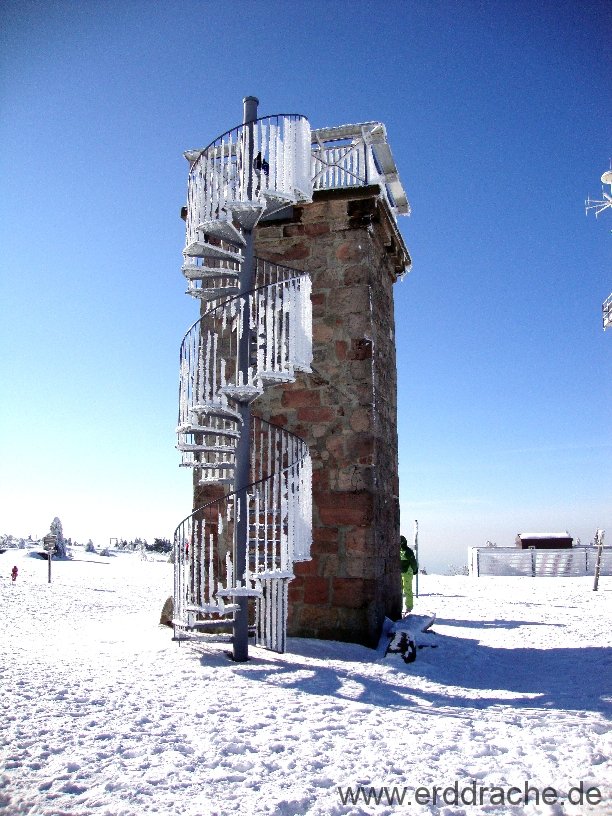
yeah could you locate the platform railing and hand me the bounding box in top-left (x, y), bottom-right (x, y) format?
top-left (311, 122), bottom-right (410, 218)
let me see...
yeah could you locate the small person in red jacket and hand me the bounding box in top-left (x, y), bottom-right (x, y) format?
top-left (11, 565), bottom-right (18, 582)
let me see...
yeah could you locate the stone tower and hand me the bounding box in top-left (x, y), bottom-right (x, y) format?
top-left (191, 120), bottom-right (411, 648)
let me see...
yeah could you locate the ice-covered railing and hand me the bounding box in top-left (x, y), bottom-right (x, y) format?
top-left (174, 416), bottom-right (311, 651)
top-left (184, 114), bottom-right (312, 250)
top-left (177, 265), bottom-right (312, 482)
top-left (175, 100), bottom-right (313, 657)
top-left (311, 122), bottom-right (410, 219)
top-left (603, 293), bottom-right (611, 331)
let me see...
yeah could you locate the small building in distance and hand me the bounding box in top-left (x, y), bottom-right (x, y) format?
top-left (515, 532), bottom-right (573, 550)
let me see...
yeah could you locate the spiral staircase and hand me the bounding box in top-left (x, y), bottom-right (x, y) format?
top-left (173, 102), bottom-right (313, 657)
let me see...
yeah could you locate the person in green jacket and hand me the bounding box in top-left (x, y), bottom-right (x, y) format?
top-left (400, 535), bottom-right (418, 613)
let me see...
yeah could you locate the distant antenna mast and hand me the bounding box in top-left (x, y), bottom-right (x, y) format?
top-left (585, 164), bottom-right (612, 330)
top-left (585, 165), bottom-right (612, 218)
top-left (604, 293), bottom-right (612, 331)
top-left (593, 529), bottom-right (606, 591)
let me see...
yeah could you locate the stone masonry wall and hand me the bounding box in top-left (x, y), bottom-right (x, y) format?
top-left (193, 187), bottom-right (407, 647)
top-left (252, 188), bottom-right (406, 646)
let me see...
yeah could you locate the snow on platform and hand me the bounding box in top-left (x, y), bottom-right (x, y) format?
top-left (1, 547), bottom-right (611, 815)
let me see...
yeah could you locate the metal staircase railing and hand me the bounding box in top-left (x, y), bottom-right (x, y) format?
top-left (184, 113), bottom-right (312, 248)
top-left (177, 269), bottom-right (312, 482)
top-left (174, 416), bottom-right (312, 651)
top-left (174, 102), bottom-right (313, 657)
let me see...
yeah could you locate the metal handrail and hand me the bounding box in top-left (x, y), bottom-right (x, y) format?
top-left (174, 415), bottom-right (309, 536)
top-left (179, 274), bottom-right (307, 344)
top-left (176, 108), bottom-right (313, 653)
top-left (189, 114), bottom-right (309, 163)
top-left (173, 414), bottom-right (311, 639)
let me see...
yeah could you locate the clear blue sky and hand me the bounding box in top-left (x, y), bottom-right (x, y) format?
top-left (1, 0), bottom-right (610, 570)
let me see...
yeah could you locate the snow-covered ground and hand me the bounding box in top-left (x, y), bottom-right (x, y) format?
top-left (1, 547), bottom-right (610, 816)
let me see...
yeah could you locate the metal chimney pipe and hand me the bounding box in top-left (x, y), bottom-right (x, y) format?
top-left (243, 95), bottom-right (259, 124)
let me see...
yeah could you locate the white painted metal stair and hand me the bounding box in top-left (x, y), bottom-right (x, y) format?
top-left (174, 111), bottom-right (313, 654)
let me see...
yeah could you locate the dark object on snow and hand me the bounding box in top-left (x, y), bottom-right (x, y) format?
top-left (160, 596), bottom-right (174, 627)
top-left (11, 565), bottom-right (18, 582)
top-left (385, 631), bottom-right (417, 663)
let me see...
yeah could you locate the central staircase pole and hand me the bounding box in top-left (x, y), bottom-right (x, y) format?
top-left (232, 95), bottom-right (259, 662)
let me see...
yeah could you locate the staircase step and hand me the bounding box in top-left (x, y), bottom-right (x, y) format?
top-left (177, 424), bottom-right (241, 439)
top-left (220, 383), bottom-right (264, 403)
top-left (185, 603), bottom-right (240, 614)
top-left (186, 286), bottom-right (239, 300)
top-left (251, 570), bottom-right (294, 581)
top-left (226, 200), bottom-right (265, 230)
top-left (184, 241), bottom-right (243, 263)
top-left (177, 443), bottom-right (237, 454)
top-left (182, 264), bottom-right (239, 281)
top-left (262, 188), bottom-right (295, 213)
top-left (192, 460), bottom-right (236, 469)
top-left (248, 525), bottom-right (282, 531)
top-left (178, 458), bottom-right (236, 477)
top-left (175, 618), bottom-right (235, 630)
top-left (190, 403), bottom-right (242, 421)
top-left (217, 587), bottom-right (263, 598)
top-left (258, 369), bottom-right (295, 385)
top-left (197, 218), bottom-right (246, 248)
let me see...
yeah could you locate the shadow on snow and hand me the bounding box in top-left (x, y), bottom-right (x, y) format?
top-left (195, 629), bottom-right (611, 717)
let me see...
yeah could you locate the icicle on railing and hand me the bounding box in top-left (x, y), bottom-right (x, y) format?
top-left (173, 416), bottom-right (311, 637)
top-left (175, 108), bottom-right (313, 652)
top-left (184, 115), bottom-right (312, 233)
top-left (177, 269), bottom-right (312, 460)
top-left (175, 419), bottom-right (311, 583)
top-left (187, 114), bottom-right (352, 246)
top-left (173, 502), bottom-right (241, 629)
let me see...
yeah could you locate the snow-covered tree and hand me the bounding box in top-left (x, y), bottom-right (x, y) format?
top-left (446, 563), bottom-right (469, 576)
top-left (148, 538), bottom-right (172, 554)
top-left (50, 517), bottom-right (67, 557)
